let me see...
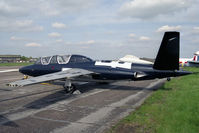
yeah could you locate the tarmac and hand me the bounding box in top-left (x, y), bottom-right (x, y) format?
top-left (0, 66), bottom-right (165, 133)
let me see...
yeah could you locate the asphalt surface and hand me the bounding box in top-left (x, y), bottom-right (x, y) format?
top-left (0, 67), bottom-right (165, 133)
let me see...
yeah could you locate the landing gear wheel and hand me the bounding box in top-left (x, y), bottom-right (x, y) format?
top-left (63, 84), bottom-right (76, 93)
top-left (167, 77), bottom-right (171, 81)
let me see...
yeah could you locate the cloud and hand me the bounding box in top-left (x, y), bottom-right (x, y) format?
top-left (0, 0), bottom-right (198, 59)
top-left (193, 27), bottom-right (199, 30)
top-left (86, 40), bottom-right (95, 44)
top-left (25, 42), bottom-right (41, 47)
top-left (128, 33), bottom-right (151, 41)
top-left (63, 40), bottom-right (96, 45)
top-left (15, 20), bottom-right (32, 27)
top-left (48, 32), bottom-right (61, 37)
top-left (37, 0), bottom-right (97, 16)
top-left (128, 33), bottom-right (136, 38)
top-left (79, 40), bottom-right (95, 45)
top-left (119, 0), bottom-right (191, 19)
top-left (139, 36), bottom-right (151, 41)
top-left (14, 20), bottom-right (44, 31)
top-left (192, 27), bottom-right (199, 33)
top-left (56, 39), bottom-right (63, 43)
top-left (52, 22), bottom-right (66, 29)
top-left (10, 36), bottom-right (26, 41)
top-left (0, 20), bottom-right (43, 32)
top-left (0, 0), bottom-right (28, 17)
top-left (52, 0), bottom-right (97, 13)
top-left (0, 0), bottom-right (97, 20)
top-left (157, 25), bottom-right (182, 32)
top-left (15, 20), bottom-right (43, 31)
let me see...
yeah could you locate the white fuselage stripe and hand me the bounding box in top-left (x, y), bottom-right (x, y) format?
top-left (95, 61), bottom-right (132, 69)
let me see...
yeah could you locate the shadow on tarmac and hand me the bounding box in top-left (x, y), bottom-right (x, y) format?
top-left (23, 81), bottom-right (163, 110)
top-left (0, 115), bottom-right (19, 127)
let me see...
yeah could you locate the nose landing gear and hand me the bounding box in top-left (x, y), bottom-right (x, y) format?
top-left (63, 80), bottom-right (76, 93)
top-left (23, 75), bottom-right (29, 80)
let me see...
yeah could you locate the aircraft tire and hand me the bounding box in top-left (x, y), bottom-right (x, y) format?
top-left (167, 77), bottom-right (171, 81)
top-left (64, 84), bottom-right (76, 93)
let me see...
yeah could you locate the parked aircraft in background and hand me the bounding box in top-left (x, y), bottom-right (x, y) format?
top-left (179, 58), bottom-right (192, 67)
top-left (120, 54), bottom-right (192, 67)
top-left (188, 51), bottom-right (199, 67)
top-left (119, 55), bottom-right (153, 64)
top-left (8, 32), bottom-right (191, 93)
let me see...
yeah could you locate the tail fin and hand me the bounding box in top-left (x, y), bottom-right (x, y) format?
top-left (153, 32), bottom-right (179, 70)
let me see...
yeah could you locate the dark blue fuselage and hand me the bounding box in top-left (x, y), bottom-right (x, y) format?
top-left (18, 32), bottom-right (193, 83)
top-left (19, 60), bottom-right (190, 82)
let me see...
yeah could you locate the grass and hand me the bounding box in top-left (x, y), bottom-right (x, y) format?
top-left (0, 62), bottom-right (33, 66)
top-left (109, 67), bottom-right (199, 133)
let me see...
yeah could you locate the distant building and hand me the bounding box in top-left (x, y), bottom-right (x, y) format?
top-left (0, 55), bottom-right (21, 63)
top-left (29, 58), bottom-right (38, 62)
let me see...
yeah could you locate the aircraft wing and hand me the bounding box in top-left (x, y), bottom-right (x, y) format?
top-left (7, 68), bottom-right (93, 87)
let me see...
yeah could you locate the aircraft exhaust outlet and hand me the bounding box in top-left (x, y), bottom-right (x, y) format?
top-left (134, 72), bottom-right (146, 78)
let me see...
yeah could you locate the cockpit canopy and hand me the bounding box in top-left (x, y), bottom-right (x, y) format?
top-left (35, 55), bottom-right (93, 65)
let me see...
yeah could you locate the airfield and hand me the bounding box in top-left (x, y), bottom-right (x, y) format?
top-left (0, 66), bottom-right (165, 133)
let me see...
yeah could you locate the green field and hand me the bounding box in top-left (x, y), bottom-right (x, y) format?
top-left (109, 67), bottom-right (199, 133)
top-left (0, 62), bottom-right (33, 66)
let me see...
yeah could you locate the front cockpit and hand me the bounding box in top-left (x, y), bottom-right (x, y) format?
top-left (35, 55), bottom-right (93, 65)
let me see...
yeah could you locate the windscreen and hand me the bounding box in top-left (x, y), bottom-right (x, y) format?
top-left (35, 55), bottom-right (71, 65)
top-left (41, 56), bottom-right (51, 65)
top-left (57, 55), bottom-right (70, 64)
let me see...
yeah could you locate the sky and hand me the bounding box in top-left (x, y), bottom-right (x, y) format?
top-left (0, 0), bottom-right (199, 60)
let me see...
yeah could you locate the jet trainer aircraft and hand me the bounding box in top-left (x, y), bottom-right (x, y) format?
top-left (8, 32), bottom-right (191, 93)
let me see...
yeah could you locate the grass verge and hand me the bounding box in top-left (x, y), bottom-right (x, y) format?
top-left (0, 62), bottom-right (33, 66)
top-left (109, 67), bottom-right (199, 133)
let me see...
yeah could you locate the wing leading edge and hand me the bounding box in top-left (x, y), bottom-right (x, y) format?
top-left (7, 68), bottom-right (93, 87)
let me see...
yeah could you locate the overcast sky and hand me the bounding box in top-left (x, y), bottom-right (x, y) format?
top-left (0, 0), bottom-right (199, 59)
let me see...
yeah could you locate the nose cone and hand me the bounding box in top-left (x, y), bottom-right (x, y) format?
top-left (19, 66), bottom-right (26, 74)
top-left (19, 66), bottom-right (31, 75)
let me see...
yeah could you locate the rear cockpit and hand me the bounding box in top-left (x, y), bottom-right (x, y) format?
top-left (35, 55), bottom-right (93, 65)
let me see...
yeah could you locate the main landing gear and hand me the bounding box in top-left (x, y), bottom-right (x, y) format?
top-left (167, 77), bottom-right (171, 81)
top-left (63, 80), bottom-right (76, 93)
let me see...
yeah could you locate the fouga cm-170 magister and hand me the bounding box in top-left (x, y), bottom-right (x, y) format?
top-left (8, 32), bottom-right (191, 93)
